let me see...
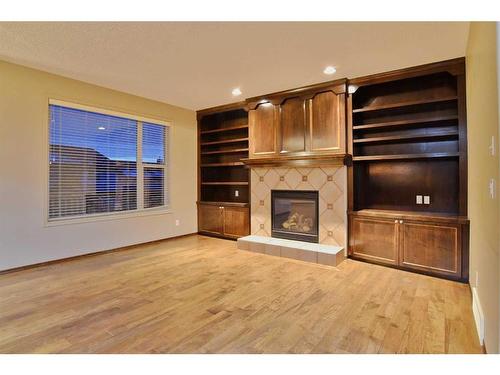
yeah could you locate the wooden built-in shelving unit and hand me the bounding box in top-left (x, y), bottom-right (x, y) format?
top-left (347, 58), bottom-right (469, 282)
top-left (197, 103), bottom-right (250, 239)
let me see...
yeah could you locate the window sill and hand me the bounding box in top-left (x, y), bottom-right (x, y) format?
top-left (44, 206), bottom-right (172, 227)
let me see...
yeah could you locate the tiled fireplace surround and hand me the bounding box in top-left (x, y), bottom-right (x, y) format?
top-left (250, 166), bottom-right (347, 249)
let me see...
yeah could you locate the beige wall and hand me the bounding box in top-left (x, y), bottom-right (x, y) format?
top-left (0, 60), bottom-right (197, 271)
top-left (466, 22), bottom-right (500, 353)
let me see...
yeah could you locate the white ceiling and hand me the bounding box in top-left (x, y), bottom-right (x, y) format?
top-left (0, 22), bottom-right (469, 110)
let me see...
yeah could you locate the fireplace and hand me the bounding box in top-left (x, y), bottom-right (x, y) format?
top-left (271, 190), bottom-right (319, 243)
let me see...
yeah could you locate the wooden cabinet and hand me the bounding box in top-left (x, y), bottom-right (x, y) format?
top-left (197, 103), bottom-right (250, 241)
top-left (223, 206), bottom-right (250, 238)
top-left (246, 79), bottom-right (347, 162)
top-left (350, 216), bottom-right (399, 265)
top-left (198, 204), bottom-right (224, 235)
top-left (400, 221), bottom-right (461, 278)
top-left (248, 102), bottom-right (277, 157)
top-left (348, 210), bottom-right (468, 281)
top-left (347, 59), bottom-right (469, 282)
top-left (309, 90), bottom-right (346, 153)
top-left (198, 203), bottom-right (249, 239)
top-left (279, 97), bottom-right (307, 154)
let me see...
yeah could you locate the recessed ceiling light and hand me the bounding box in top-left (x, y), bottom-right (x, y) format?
top-left (348, 85), bottom-right (358, 94)
top-left (323, 66), bottom-right (337, 75)
top-left (232, 88), bottom-right (242, 96)
top-left (98, 126), bottom-right (106, 130)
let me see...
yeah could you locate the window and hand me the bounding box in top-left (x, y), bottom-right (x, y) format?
top-left (48, 100), bottom-right (169, 221)
top-left (142, 122), bottom-right (167, 209)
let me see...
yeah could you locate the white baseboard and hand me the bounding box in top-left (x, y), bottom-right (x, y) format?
top-left (472, 287), bottom-right (485, 345)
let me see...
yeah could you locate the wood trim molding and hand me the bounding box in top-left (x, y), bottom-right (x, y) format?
top-left (241, 153), bottom-right (349, 168)
top-left (196, 101), bottom-right (247, 120)
top-left (246, 78), bottom-right (347, 110)
top-left (348, 57), bottom-right (465, 87)
top-left (0, 233), bottom-right (198, 275)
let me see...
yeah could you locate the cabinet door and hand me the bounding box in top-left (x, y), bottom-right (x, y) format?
top-left (309, 91), bottom-right (346, 154)
top-left (400, 221), bottom-right (461, 278)
top-left (350, 216), bottom-right (399, 265)
top-left (279, 97), bottom-right (307, 154)
top-left (223, 207), bottom-right (249, 238)
top-left (248, 102), bottom-right (277, 157)
top-left (198, 204), bottom-right (223, 234)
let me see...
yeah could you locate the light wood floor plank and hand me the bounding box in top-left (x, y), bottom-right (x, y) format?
top-left (0, 235), bottom-right (482, 353)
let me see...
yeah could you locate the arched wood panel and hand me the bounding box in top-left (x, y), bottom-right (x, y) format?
top-left (279, 97), bottom-right (306, 154)
top-left (248, 102), bottom-right (277, 157)
top-left (309, 90), bottom-right (346, 153)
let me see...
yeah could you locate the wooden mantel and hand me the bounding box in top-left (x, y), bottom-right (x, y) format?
top-left (241, 153), bottom-right (350, 168)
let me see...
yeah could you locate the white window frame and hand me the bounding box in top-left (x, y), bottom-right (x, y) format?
top-left (45, 99), bottom-right (171, 226)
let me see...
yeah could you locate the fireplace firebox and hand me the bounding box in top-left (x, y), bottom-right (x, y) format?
top-left (271, 190), bottom-right (319, 243)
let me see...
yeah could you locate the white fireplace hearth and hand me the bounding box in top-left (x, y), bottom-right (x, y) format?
top-left (237, 235), bottom-right (345, 267)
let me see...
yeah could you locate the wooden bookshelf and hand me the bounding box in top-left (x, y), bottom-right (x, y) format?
top-left (347, 58), bottom-right (469, 282)
top-left (197, 103), bottom-right (250, 239)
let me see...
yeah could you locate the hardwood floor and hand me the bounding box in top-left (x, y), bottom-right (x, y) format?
top-left (0, 235), bottom-right (482, 353)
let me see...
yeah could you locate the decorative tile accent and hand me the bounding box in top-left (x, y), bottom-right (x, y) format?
top-left (309, 168), bottom-right (327, 189)
top-left (250, 166), bottom-right (347, 247)
top-left (285, 169), bottom-right (302, 189)
top-left (263, 169), bottom-right (280, 188)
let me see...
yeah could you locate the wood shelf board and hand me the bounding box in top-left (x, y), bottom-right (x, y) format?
top-left (201, 148), bottom-right (249, 155)
top-left (200, 137), bottom-right (249, 146)
top-left (352, 96), bottom-right (458, 113)
top-left (200, 162), bottom-right (244, 167)
top-left (349, 209), bottom-right (468, 224)
top-left (353, 115), bottom-right (459, 131)
top-left (352, 152), bottom-right (460, 162)
top-left (201, 182), bottom-right (249, 186)
top-left (353, 131), bottom-right (459, 145)
top-left (197, 201), bottom-right (249, 207)
top-left (241, 154), bottom-right (349, 168)
top-left (200, 125), bottom-right (248, 135)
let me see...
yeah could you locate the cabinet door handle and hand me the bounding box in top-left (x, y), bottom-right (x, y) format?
top-left (394, 220), bottom-right (398, 223)
top-left (399, 220), bottom-right (403, 224)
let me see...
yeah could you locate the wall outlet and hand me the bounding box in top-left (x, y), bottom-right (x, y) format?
top-left (489, 135), bottom-right (496, 156)
top-left (416, 195), bottom-right (423, 204)
top-left (175, 219), bottom-right (180, 226)
top-left (235, 190), bottom-right (239, 197)
top-left (489, 178), bottom-right (496, 199)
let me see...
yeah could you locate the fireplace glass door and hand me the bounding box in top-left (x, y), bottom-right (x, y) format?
top-left (271, 190), bottom-right (319, 243)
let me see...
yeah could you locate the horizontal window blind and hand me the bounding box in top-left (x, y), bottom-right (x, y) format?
top-left (142, 122), bottom-right (167, 208)
top-left (48, 103), bottom-right (168, 221)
